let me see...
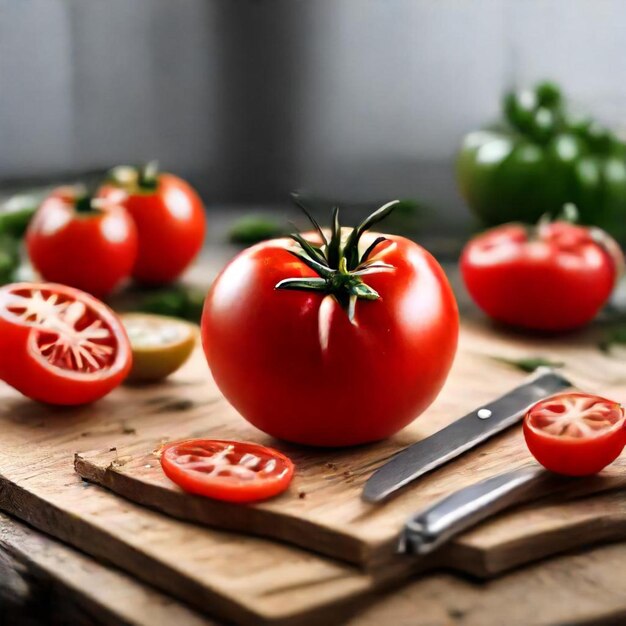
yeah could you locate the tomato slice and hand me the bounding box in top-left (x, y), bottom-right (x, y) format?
top-left (121, 313), bottom-right (196, 382)
top-left (0, 282), bottom-right (132, 405)
top-left (160, 439), bottom-right (295, 503)
top-left (523, 392), bottom-right (626, 476)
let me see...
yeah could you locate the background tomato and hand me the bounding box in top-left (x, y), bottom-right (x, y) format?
top-left (0, 282), bottom-right (132, 405)
top-left (101, 163), bottom-right (206, 285)
top-left (26, 186), bottom-right (137, 298)
top-left (160, 439), bottom-right (294, 503)
top-left (201, 203), bottom-right (459, 447)
top-left (524, 392), bottom-right (626, 476)
top-left (460, 220), bottom-right (622, 331)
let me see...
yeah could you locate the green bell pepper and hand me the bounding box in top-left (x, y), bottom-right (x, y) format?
top-left (457, 82), bottom-right (626, 241)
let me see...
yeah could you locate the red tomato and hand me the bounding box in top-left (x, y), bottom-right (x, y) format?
top-left (160, 439), bottom-right (294, 503)
top-left (26, 186), bottom-right (137, 298)
top-left (100, 164), bottom-right (206, 285)
top-left (0, 282), bottom-right (132, 405)
top-left (523, 392), bottom-right (626, 476)
top-left (201, 202), bottom-right (459, 446)
top-left (460, 221), bottom-right (622, 331)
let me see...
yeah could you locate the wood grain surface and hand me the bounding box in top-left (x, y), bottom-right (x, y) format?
top-left (2, 320), bottom-right (626, 625)
top-left (3, 504), bottom-right (626, 626)
top-left (0, 511), bottom-right (211, 626)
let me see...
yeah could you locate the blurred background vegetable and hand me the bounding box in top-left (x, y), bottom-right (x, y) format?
top-left (458, 82), bottom-right (626, 241)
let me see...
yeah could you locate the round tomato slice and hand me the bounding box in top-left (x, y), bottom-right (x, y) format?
top-left (160, 439), bottom-right (295, 503)
top-left (523, 392), bottom-right (626, 476)
top-left (121, 313), bottom-right (196, 383)
top-left (0, 282), bottom-right (132, 405)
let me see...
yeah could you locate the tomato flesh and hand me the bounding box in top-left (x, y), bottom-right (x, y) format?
top-left (0, 283), bottom-right (131, 405)
top-left (461, 222), bottom-right (622, 331)
top-left (160, 439), bottom-right (294, 503)
top-left (523, 392), bottom-right (626, 476)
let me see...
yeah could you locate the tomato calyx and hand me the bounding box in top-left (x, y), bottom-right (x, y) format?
top-left (107, 160), bottom-right (160, 193)
top-left (276, 198), bottom-right (399, 321)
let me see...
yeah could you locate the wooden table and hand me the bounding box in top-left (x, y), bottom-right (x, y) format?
top-left (3, 509), bottom-right (626, 626)
top-left (4, 226), bottom-right (626, 625)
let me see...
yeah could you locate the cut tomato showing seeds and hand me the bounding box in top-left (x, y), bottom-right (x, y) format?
top-left (523, 392), bottom-right (626, 476)
top-left (160, 439), bottom-right (295, 503)
top-left (0, 283), bottom-right (132, 405)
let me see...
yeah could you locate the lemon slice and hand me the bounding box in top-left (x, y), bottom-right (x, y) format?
top-left (122, 313), bottom-right (197, 383)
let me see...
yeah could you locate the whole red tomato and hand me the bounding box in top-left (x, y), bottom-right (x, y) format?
top-left (201, 201), bottom-right (459, 447)
top-left (101, 162), bottom-right (206, 285)
top-left (26, 186), bottom-right (137, 298)
top-left (524, 392), bottom-right (626, 476)
top-left (461, 220), bottom-right (622, 331)
top-left (0, 282), bottom-right (132, 405)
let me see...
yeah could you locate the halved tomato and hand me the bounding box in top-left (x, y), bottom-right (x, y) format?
top-left (523, 392), bottom-right (626, 476)
top-left (160, 439), bottom-right (295, 503)
top-left (121, 312), bottom-right (196, 383)
top-left (0, 283), bottom-right (132, 405)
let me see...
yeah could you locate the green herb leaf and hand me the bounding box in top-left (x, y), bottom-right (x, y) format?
top-left (228, 215), bottom-right (287, 245)
top-left (491, 355), bottom-right (565, 373)
top-left (138, 285), bottom-right (205, 323)
top-left (598, 327), bottom-right (626, 353)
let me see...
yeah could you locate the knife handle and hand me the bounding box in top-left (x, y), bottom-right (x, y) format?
top-left (398, 466), bottom-right (549, 556)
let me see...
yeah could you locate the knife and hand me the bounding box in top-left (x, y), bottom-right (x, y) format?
top-left (397, 465), bottom-right (562, 555)
top-left (362, 369), bottom-right (572, 503)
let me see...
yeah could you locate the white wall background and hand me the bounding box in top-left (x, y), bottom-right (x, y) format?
top-left (2, 0), bottom-right (626, 227)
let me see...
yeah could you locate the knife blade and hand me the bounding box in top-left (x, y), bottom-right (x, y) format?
top-left (362, 369), bottom-right (572, 503)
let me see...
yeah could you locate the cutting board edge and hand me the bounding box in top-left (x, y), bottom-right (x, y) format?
top-left (0, 471), bottom-right (378, 626)
top-left (74, 450), bottom-right (377, 567)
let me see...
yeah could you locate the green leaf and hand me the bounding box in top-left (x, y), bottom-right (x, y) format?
top-left (491, 355), bottom-right (565, 373)
top-left (285, 249), bottom-right (334, 279)
top-left (327, 206), bottom-right (341, 268)
top-left (344, 200), bottom-right (399, 270)
top-left (138, 285), bottom-right (206, 323)
top-left (0, 234), bottom-right (21, 285)
top-left (228, 215), bottom-right (287, 245)
top-left (359, 236), bottom-right (387, 265)
top-left (350, 282), bottom-right (380, 300)
top-left (289, 234), bottom-right (328, 266)
top-left (275, 277), bottom-right (327, 292)
top-left (290, 193), bottom-right (328, 247)
top-left (598, 327), bottom-right (626, 353)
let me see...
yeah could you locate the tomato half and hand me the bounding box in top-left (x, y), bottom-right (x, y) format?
top-left (461, 220), bottom-right (622, 331)
top-left (101, 163), bottom-right (206, 285)
top-left (160, 439), bottom-right (294, 503)
top-left (523, 392), bottom-right (626, 476)
top-left (121, 312), bottom-right (196, 383)
top-left (26, 186), bottom-right (137, 297)
top-left (202, 201), bottom-right (459, 446)
top-left (0, 283), bottom-right (132, 405)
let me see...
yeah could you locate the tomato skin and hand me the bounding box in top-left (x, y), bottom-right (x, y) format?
top-left (26, 188), bottom-right (137, 298)
top-left (0, 283), bottom-right (132, 405)
top-left (461, 222), bottom-right (621, 331)
top-left (201, 234), bottom-right (458, 447)
top-left (523, 393), bottom-right (626, 476)
top-left (160, 439), bottom-right (294, 503)
top-left (101, 174), bottom-right (206, 285)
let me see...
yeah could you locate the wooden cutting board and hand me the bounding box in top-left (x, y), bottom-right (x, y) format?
top-left (3, 320), bottom-right (626, 625)
top-left (72, 320), bottom-right (626, 570)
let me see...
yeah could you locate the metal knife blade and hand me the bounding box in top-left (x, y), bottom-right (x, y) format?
top-left (397, 465), bottom-right (552, 555)
top-left (362, 369), bottom-right (572, 503)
